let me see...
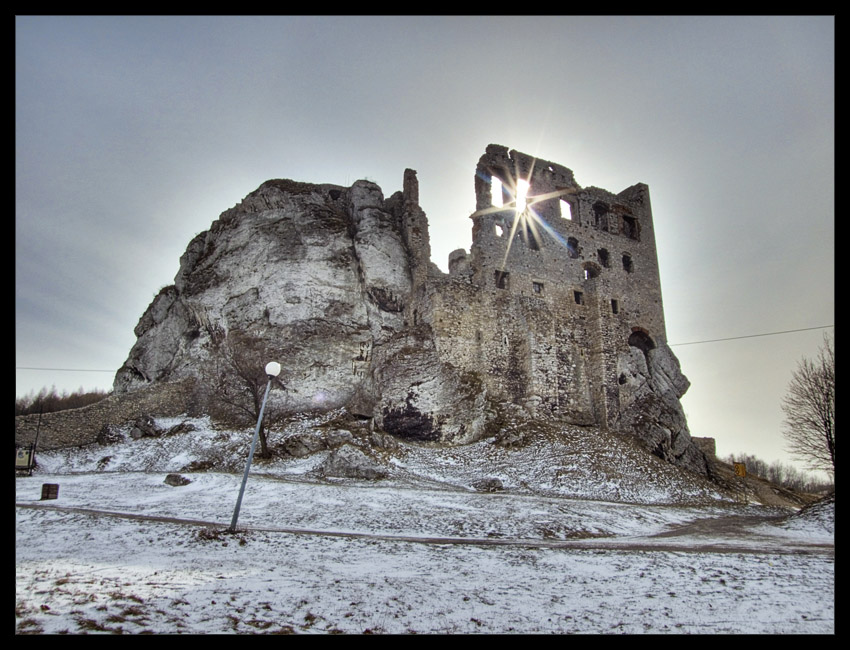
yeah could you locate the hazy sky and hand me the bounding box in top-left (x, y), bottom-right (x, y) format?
top-left (16, 16), bottom-right (834, 473)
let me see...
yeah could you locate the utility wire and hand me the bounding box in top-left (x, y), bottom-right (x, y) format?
top-left (16, 367), bottom-right (116, 373)
top-left (668, 325), bottom-right (833, 347)
top-left (17, 324), bottom-right (834, 371)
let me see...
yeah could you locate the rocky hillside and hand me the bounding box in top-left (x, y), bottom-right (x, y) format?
top-left (31, 409), bottom-right (808, 508)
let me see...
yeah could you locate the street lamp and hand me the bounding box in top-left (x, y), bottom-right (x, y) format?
top-left (228, 361), bottom-right (281, 532)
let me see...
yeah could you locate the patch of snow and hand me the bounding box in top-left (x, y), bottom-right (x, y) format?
top-left (16, 472), bottom-right (834, 634)
top-left (16, 416), bottom-right (833, 634)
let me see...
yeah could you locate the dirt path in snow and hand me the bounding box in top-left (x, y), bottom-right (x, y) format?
top-left (15, 502), bottom-right (833, 557)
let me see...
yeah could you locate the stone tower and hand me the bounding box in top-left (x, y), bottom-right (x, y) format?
top-left (430, 145), bottom-right (673, 431)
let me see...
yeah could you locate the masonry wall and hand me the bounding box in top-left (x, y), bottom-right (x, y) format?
top-left (693, 437), bottom-right (717, 459)
top-left (15, 379), bottom-right (197, 450)
top-left (434, 145), bottom-right (668, 431)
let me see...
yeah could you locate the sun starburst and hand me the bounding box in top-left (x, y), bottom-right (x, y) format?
top-left (470, 156), bottom-right (576, 273)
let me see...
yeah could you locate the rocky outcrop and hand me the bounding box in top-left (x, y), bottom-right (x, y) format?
top-left (111, 172), bottom-right (499, 447)
top-left (614, 344), bottom-right (708, 474)
top-left (164, 473), bottom-right (192, 486)
top-left (114, 177), bottom-right (428, 418)
top-left (318, 444), bottom-right (388, 480)
top-left (370, 326), bottom-right (495, 444)
top-left (471, 477), bottom-right (505, 492)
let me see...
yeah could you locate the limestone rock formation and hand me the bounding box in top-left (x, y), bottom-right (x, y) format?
top-left (113, 146), bottom-right (709, 475)
top-left (318, 444), bottom-right (388, 480)
top-left (615, 344), bottom-right (708, 474)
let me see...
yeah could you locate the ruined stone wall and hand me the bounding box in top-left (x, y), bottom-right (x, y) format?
top-left (435, 145), bottom-right (668, 431)
top-left (693, 437), bottom-right (717, 458)
top-left (429, 275), bottom-right (599, 424)
top-left (15, 379), bottom-right (197, 450)
top-left (467, 147), bottom-right (665, 342)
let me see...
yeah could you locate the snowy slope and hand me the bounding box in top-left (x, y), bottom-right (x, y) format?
top-left (16, 414), bottom-right (834, 634)
top-left (32, 412), bottom-right (728, 505)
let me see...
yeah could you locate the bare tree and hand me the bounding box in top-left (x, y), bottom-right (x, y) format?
top-left (781, 335), bottom-right (834, 476)
top-left (205, 330), bottom-right (284, 458)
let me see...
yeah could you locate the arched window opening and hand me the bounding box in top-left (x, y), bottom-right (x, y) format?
top-left (622, 253), bottom-right (634, 273)
top-left (567, 237), bottom-right (580, 259)
top-left (598, 248), bottom-right (610, 268)
top-left (583, 262), bottom-right (601, 280)
top-left (628, 330), bottom-right (656, 354)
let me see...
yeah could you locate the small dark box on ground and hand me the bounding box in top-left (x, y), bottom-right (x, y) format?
top-left (40, 483), bottom-right (59, 500)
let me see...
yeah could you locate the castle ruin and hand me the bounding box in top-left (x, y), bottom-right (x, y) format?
top-left (17, 145), bottom-right (707, 474)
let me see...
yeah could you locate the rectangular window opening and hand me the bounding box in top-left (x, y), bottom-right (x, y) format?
top-left (495, 270), bottom-right (509, 289)
top-left (611, 299), bottom-right (619, 314)
top-left (574, 291), bottom-right (584, 305)
top-left (491, 177), bottom-right (505, 207)
top-left (622, 215), bottom-right (639, 241)
top-left (532, 281), bottom-right (544, 294)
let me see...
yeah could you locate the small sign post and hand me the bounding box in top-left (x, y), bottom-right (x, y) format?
top-left (15, 445), bottom-right (35, 476)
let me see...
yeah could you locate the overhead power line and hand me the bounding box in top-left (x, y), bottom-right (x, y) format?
top-left (16, 367), bottom-right (116, 373)
top-left (15, 325), bottom-right (835, 372)
top-left (668, 325), bottom-right (833, 347)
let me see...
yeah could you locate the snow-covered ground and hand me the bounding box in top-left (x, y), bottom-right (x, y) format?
top-left (16, 416), bottom-right (834, 634)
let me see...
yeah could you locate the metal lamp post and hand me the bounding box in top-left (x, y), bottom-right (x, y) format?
top-left (228, 361), bottom-right (281, 532)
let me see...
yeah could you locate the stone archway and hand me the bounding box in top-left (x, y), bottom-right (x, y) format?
top-left (628, 328), bottom-right (656, 371)
top-left (628, 329), bottom-right (655, 354)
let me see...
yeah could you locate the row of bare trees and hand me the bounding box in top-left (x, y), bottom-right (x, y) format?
top-left (721, 453), bottom-right (833, 494)
top-left (15, 386), bottom-right (110, 416)
top-left (723, 334), bottom-right (835, 495)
